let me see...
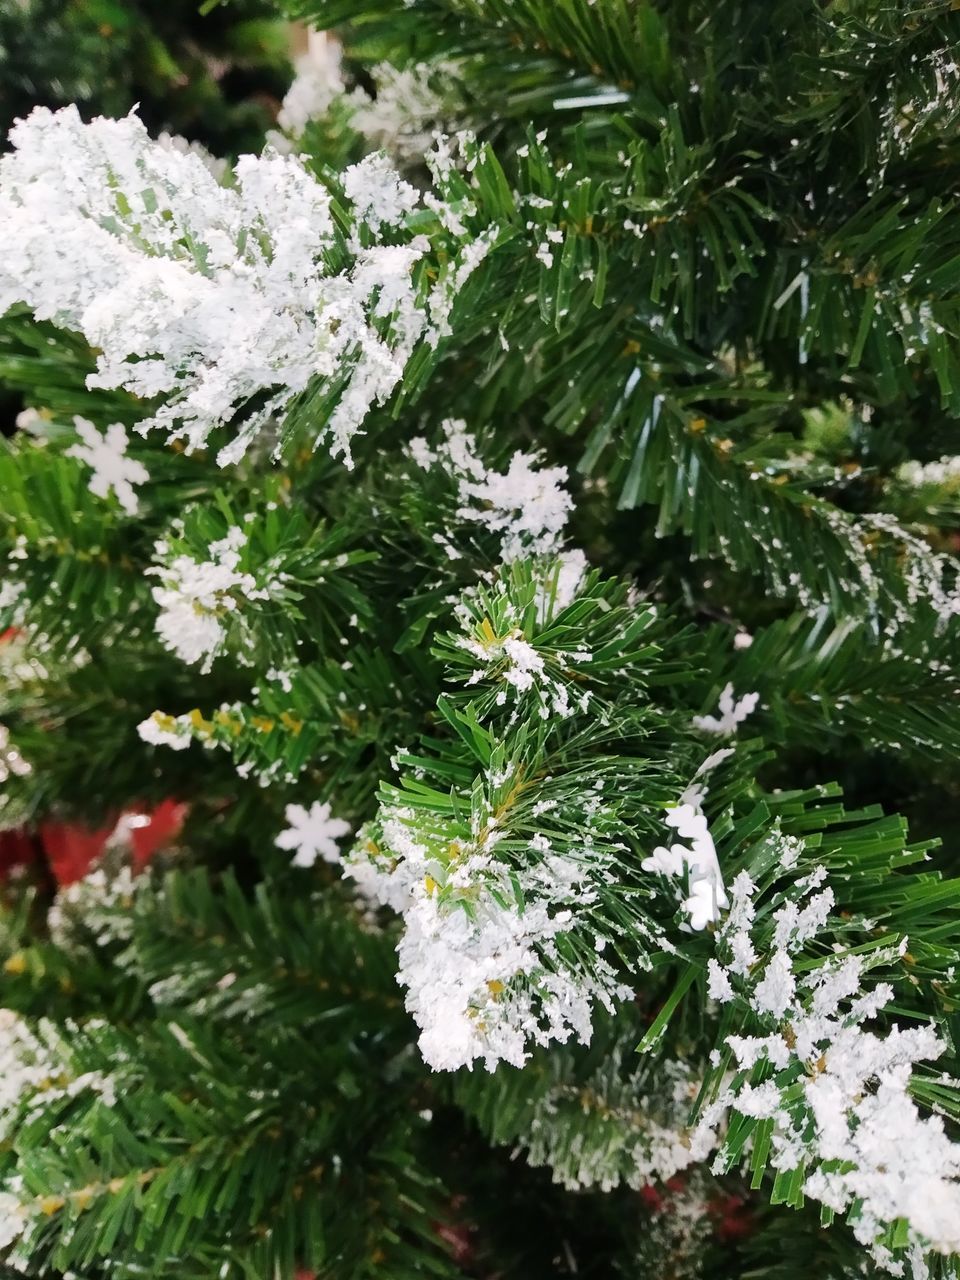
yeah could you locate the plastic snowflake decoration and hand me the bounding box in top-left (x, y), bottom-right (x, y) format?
top-left (66, 417), bottom-right (149, 516)
top-left (642, 803), bottom-right (728, 931)
top-left (692, 683), bottom-right (759, 736)
top-left (276, 802), bottom-right (351, 868)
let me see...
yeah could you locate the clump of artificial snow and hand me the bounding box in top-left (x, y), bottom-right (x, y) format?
top-left (351, 60), bottom-right (463, 163)
top-left (137, 712), bottom-right (193, 752)
top-left (147, 527), bottom-right (266, 672)
top-left (0, 107), bottom-right (489, 467)
top-left (272, 39), bottom-right (464, 166)
top-left (275, 41), bottom-right (346, 139)
top-left (897, 456), bottom-right (960, 488)
top-left (409, 419), bottom-right (574, 561)
top-left (342, 803), bottom-right (631, 1071)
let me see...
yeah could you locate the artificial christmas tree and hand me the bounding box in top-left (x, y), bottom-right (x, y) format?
top-left (1, 1), bottom-right (960, 1277)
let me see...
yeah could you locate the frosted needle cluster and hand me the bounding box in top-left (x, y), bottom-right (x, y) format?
top-left (0, 106), bottom-right (488, 467)
top-left (342, 806), bottom-right (631, 1072)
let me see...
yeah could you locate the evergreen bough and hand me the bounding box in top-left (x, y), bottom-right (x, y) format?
top-left (0, 2), bottom-right (959, 1277)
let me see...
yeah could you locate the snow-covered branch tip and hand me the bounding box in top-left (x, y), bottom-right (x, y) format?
top-left (0, 107), bottom-right (493, 467)
top-left (340, 798), bottom-right (634, 1072)
top-left (408, 419), bottom-right (577, 565)
top-left (701, 849), bottom-right (960, 1261)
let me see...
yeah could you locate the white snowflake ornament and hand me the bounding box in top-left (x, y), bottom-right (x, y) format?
top-left (692, 683), bottom-right (759, 736)
top-left (67, 416), bottom-right (149, 515)
top-left (643, 803), bottom-right (729, 931)
top-left (684, 879), bottom-right (727, 932)
top-left (276, 802), bottom-right (351, 868)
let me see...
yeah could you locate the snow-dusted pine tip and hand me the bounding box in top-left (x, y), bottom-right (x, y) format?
top-left (148, 527), bottom-right (269, 673)
top-left (276, 801), bottom-right (351, 868)
top-left (49, 866), bottom-right (144, 948)
top-left (0, 107), bottom-right (490, 467)
top-left (700, 849), bottom-right (960, 1257)
top-left (505, 1051), bottom-right (705, 1193)
top-left (351, 60), bottom-right (465, 163)
top-left (66, 416), bottom-right (149, 516)
top-left (453, 621), bottom-right (586, 722)
top-left (437, 560), bottom-right (605, 724)
top-left (341, 803), bottom-right (632, 1072)
top-left (409, 419), bottom-right (574, 563)
top-left (271, 38), bottom-right (465, 167)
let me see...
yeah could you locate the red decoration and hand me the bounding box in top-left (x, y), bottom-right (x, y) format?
top-left (128, 799), bottom-right (188, 869)
top-left (433, 1220), bottom-right (475, 1267)
top-left (40, 818), bottom-right (115, 886)
top-left (0, 626), bottom-right (187, 886)
top-left (40, 798), bottom-right (188, 886)
top-left (638, 1183), bottom-right (664, 1213)
top-left (431, 1195), bottom-right (476, 1268)
top-left (640, 1177), bottom-right (755, 1245)
top-left (708, 1192), bottom-right (753, 1242)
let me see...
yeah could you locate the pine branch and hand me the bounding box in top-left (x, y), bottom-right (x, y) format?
top-left (1, 1017), bottom-right (455, 1279)
top-left (123, 867), bottom-right (405, 1030)
top-left (700, 609), bottom-right (960, 764)
top-left (0, 867), bottom-right (458, 1277)
top-left (452, 1008), bottom-right (704, 1193)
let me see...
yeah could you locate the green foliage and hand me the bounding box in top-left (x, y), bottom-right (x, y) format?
top-left (700, 608), bottom-right (960, 765)
top-left (454, 780), bottom-right (960, 1253)
top-left (2, 0), bottom-right (960, 1277)
top-left (0, 0), bottom-right (291, 155)
top-left (0, 867), bottom-right (462, 1279)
